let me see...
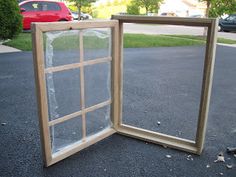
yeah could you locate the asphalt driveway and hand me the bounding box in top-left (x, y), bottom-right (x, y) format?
top-left (0, 46), bottom-right (236, 177)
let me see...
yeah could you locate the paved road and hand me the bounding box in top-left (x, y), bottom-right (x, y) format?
top-left (0, 46), bottom-right (236, 177)
top-left (124, 23), bottom-right (236, 40)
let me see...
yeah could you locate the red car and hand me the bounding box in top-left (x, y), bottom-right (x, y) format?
top-left (19, 0), bottom-right (73, 30)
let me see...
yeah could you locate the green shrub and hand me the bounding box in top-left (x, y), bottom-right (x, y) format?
top-left (0, 0), bottom-right (22, 40)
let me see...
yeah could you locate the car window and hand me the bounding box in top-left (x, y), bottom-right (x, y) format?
top-left (21, 2), bottom-right (41, 12)
top-left (41, 2), bottom-right (61, 11)
top-left (226, 15), bottom-right (236, 21)
top-left (232, 15), bottom-right (236, 21)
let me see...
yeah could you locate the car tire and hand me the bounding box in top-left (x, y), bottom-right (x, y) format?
top-left (59, 19), bottom-right (67, 21)
top-left (218, 25), bottom-right (222, 32)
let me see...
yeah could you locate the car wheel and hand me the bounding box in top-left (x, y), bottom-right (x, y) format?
top-left (59, 19), bottom-right (67, 22)
top-left (218, 25), bottom-right (222, 32)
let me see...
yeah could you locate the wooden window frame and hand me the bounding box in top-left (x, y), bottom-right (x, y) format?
top-left (32, 20), bottom-right (119, 166)
top-left (32, 16), bottom-right (218, 167)
top-left (112, 15), bottom-right (218, 155)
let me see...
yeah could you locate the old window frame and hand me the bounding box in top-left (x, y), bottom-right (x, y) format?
top-left (32, 20), bottom-right (120, 166)
top-left (112, 15), bottom-right (218, 155)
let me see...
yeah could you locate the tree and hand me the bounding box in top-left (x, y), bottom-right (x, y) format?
top-left (209, 0), bottom-right (236, 17)
top-left (134, 0), bottom-right (163, 15)
top-left (201, 0), bottom-right (236, 18)
top-left (201, 0), bottom-right (211, 18)
top-left (0, 0), bottom-right (22, 40)
top-left (127, 1), bottom-right (140, 15)
top-left (69, 0), bottom-right (97, 20)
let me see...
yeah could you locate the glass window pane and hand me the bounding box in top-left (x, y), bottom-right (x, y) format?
top-left (84, 62), bottom-right (111, 108)
top-left (21, 2), bottom-right (41, 11)
top-left (42, 2), bottom-right (61, 11)
top-left (83, 28), bottom-right (111, 61)
top-left (50, 116), bottom-right (83, 154)
top-left (86, 106), bottom-right (111, 137)
top-left (46, 69), bottom-right (81, 121)
top-left (44, 30), bottom-right (81, 68)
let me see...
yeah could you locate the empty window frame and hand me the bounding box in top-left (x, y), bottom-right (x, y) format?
top-left (112, 15), bottom-right (218, 155)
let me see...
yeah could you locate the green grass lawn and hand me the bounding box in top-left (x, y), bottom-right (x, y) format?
top-left (3, 32), bottom-right (236, 51)
top-left (4, 33), bottom-right (32, 51)
top-left (123, 33), bottom-right (205, 48)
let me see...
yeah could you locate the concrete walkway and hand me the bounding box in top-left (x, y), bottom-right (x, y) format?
top-left (0, 44), bottom-right (21, 53)
top-left (217, 43), bottom-right (236, 48)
